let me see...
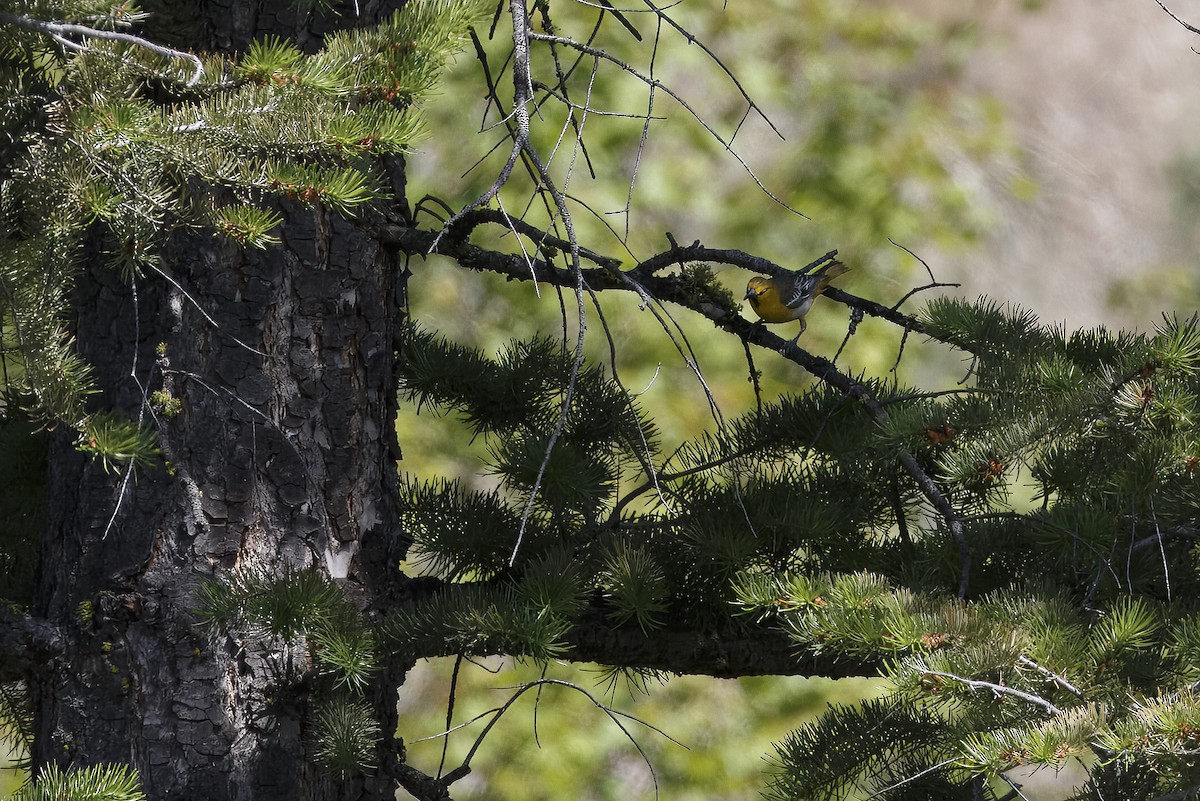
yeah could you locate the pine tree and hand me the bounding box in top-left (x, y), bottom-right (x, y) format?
top-left (3, 2), bottom-right (1200, 801)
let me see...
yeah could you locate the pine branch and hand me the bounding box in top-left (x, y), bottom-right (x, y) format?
top-left (394, 579), bottom-right (881, 678)
top-left (561, 609), bottom-right (880, 679)
top-left (391, 225), bottom-right (973, 595)
top-left (387, 224), bottom-right (935, 339)
top-left (1017, 655), bottom-right (1086, 700)
top-left (0, 10), bottom-right (203, 85)
top-left (7, 763), bottom-right (145, 801)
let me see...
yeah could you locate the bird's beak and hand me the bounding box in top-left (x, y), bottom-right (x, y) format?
top-left (743, 287), bottom-right (756, 300)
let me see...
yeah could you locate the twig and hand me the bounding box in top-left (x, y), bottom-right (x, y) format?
top-left (1154, 0), bottom-right (1200, 36)
top-left (0, 10), bottom-right (204, 85)
top-left (1016, 656), bottom-right (1084, 699)
top-left (641, 0), bottom-right (783, 141)
top-left (922, 670), bottom-right (1062, 715)
top-left (528, 31), bottom-right (807, 218)
top-left (864, 758), bottom-right (958, 800)
top-left (1150, 496), bottom-right (1172, 601)
top-left (504, 0), bottom-right (590, 566)
top-left (440, 677), bottom-right (685, 799)
top-left (148, 262), bottom-right (268, 357)
top-left (587, 287), bottom-right (675, 516)
top-left (461, 208), bottom-right (622, 268)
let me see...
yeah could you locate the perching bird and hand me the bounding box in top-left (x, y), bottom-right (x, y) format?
top-left (744, 260), bottom-right (849, 344)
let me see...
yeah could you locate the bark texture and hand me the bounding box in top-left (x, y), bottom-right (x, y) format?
top-left (33, 193), bottom-right (408, 799)
top-left (25, 2), bottom-right (418, 795)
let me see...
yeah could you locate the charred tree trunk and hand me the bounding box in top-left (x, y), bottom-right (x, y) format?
top-left (33, 192), bottom-right (409, 799)
top-left (29, 0), bottom-right (415, 785)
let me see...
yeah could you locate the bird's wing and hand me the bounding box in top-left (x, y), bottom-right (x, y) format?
top-left (782, 273), bottom-right (815, 308)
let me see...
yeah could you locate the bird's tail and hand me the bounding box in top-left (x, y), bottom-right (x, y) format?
top-left (813, 259), bottom-right (848, 292)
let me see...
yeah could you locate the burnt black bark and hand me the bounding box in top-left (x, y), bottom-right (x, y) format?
top-left (32, 191), bottom-right (410, 799)
top-left (28, 6), bottom-right (414, 797)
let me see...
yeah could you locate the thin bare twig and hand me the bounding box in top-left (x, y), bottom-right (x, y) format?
top-left (148, 263), bottom-right (268, 357)
top-left (864, 758), bottom-right (959, 801)
top-left (501, 0), bottom-right (590, 565)
top-left (586, 287), bottom-right (675, 515)
top-left (528, 31), bottom-right (807, 218)
top-left (1154, 0), bottom-right (1200, 36)
top-left (641, 0), bottom-right (784, 141)
top-left (432, 677), bottom-right (686, 799)
top-left (922, 670), bottom-right (1062, 715)
top-left (1016, 656), bottom-right (1085, 700)
top-left (0, 10), bottom-right (204, 85)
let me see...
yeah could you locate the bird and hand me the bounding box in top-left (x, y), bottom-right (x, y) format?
top-left (744, 260), bottom-right (849, 345)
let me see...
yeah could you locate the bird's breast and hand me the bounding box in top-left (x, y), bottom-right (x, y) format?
top-left (750, 293), bottom-right (807, 323)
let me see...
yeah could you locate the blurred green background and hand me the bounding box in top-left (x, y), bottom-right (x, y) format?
top-left (398, 660), bottom-right (884, 801)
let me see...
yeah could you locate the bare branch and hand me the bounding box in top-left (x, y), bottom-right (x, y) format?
top-left (640, 0), bottom-right (784, 141)
top-left (445, 677), bottom-right (681, 797)
top-left (527, 31), bottom-right (808, 218)
top-left (1016, 656), bottom-right (1085, 700)
top-left (921, 670), bottom-right (1063, 716)
top-left (0, 10), bottom-right (204, 86)
top-left (1154, 0), bottom-right (1200, 36)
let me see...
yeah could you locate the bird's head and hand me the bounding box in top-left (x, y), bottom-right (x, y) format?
top-left (744, 277), bottom-right (769, 300)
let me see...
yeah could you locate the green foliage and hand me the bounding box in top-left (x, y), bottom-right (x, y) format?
top-left (6, 763), bottom-right (144, 801)
top-left (396, 300), bottom-right (1200, 797)
top-left (147, 389), bottom-right (181, 418)
top-left (400, 476), bottom-right (524, 579)
top-left (307, 697), bottom-right (382, 778)
top-left (393, 328), bottom-right (896, 647)
top-left (954, 705), bottom-right (1098, 776)
top-left (75, 412), bottom-right (159, 474)
top-left (194, 567), bottom-right (378, 691)
top-left (0, 0), bottom-right (489, 454)
top-left (210, 205), bottom-right (282, 249)
top-left (764, 698), bottom-right (955, 801)
top-left (398, 326), bottom-right (919, 649)
top-left (599, 540), bottom-right (669, 632)
top-left (388, 582), bottom-right (572, 662)
top-left (311, 625), bottom-right (379, 694)
top-left (198, 566), bottom-right (348, 637)
top-left (194, 566), bottom-right (386, 777)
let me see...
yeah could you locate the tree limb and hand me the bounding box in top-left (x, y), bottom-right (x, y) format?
top-left (560, 613), bottom-right (880, 679)
top-left (386, 224), bottom-right (972, 596)
top-left (0, 10), bottom-right (204, 86)
top-left (394, 580), bottom-right (881, 679)
top-left (921, 670), bottom-right (1062, 716)
top-left (386, 223), bottom-right (934, 338)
